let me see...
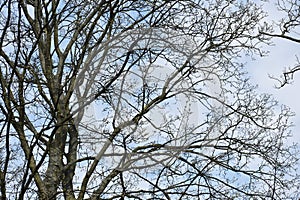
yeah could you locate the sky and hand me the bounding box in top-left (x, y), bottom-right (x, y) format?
top-left (248, 40), bottom-right (300, 143)
top-left (248, 38), bottom-right (300, 142)
top-left (246, 1), bottom-right (300, 144)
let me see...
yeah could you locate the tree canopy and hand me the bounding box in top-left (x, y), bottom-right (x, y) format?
top-left (0, 0), bottom-right (299, 199)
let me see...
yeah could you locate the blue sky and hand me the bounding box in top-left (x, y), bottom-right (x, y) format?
top-left (247, 36), bottom-right (300, 143)
top-left (245, 0), bottom-right (300, 145)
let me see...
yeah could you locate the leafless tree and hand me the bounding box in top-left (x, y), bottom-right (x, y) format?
top-left (0, 0), bottom-right (299, 199)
